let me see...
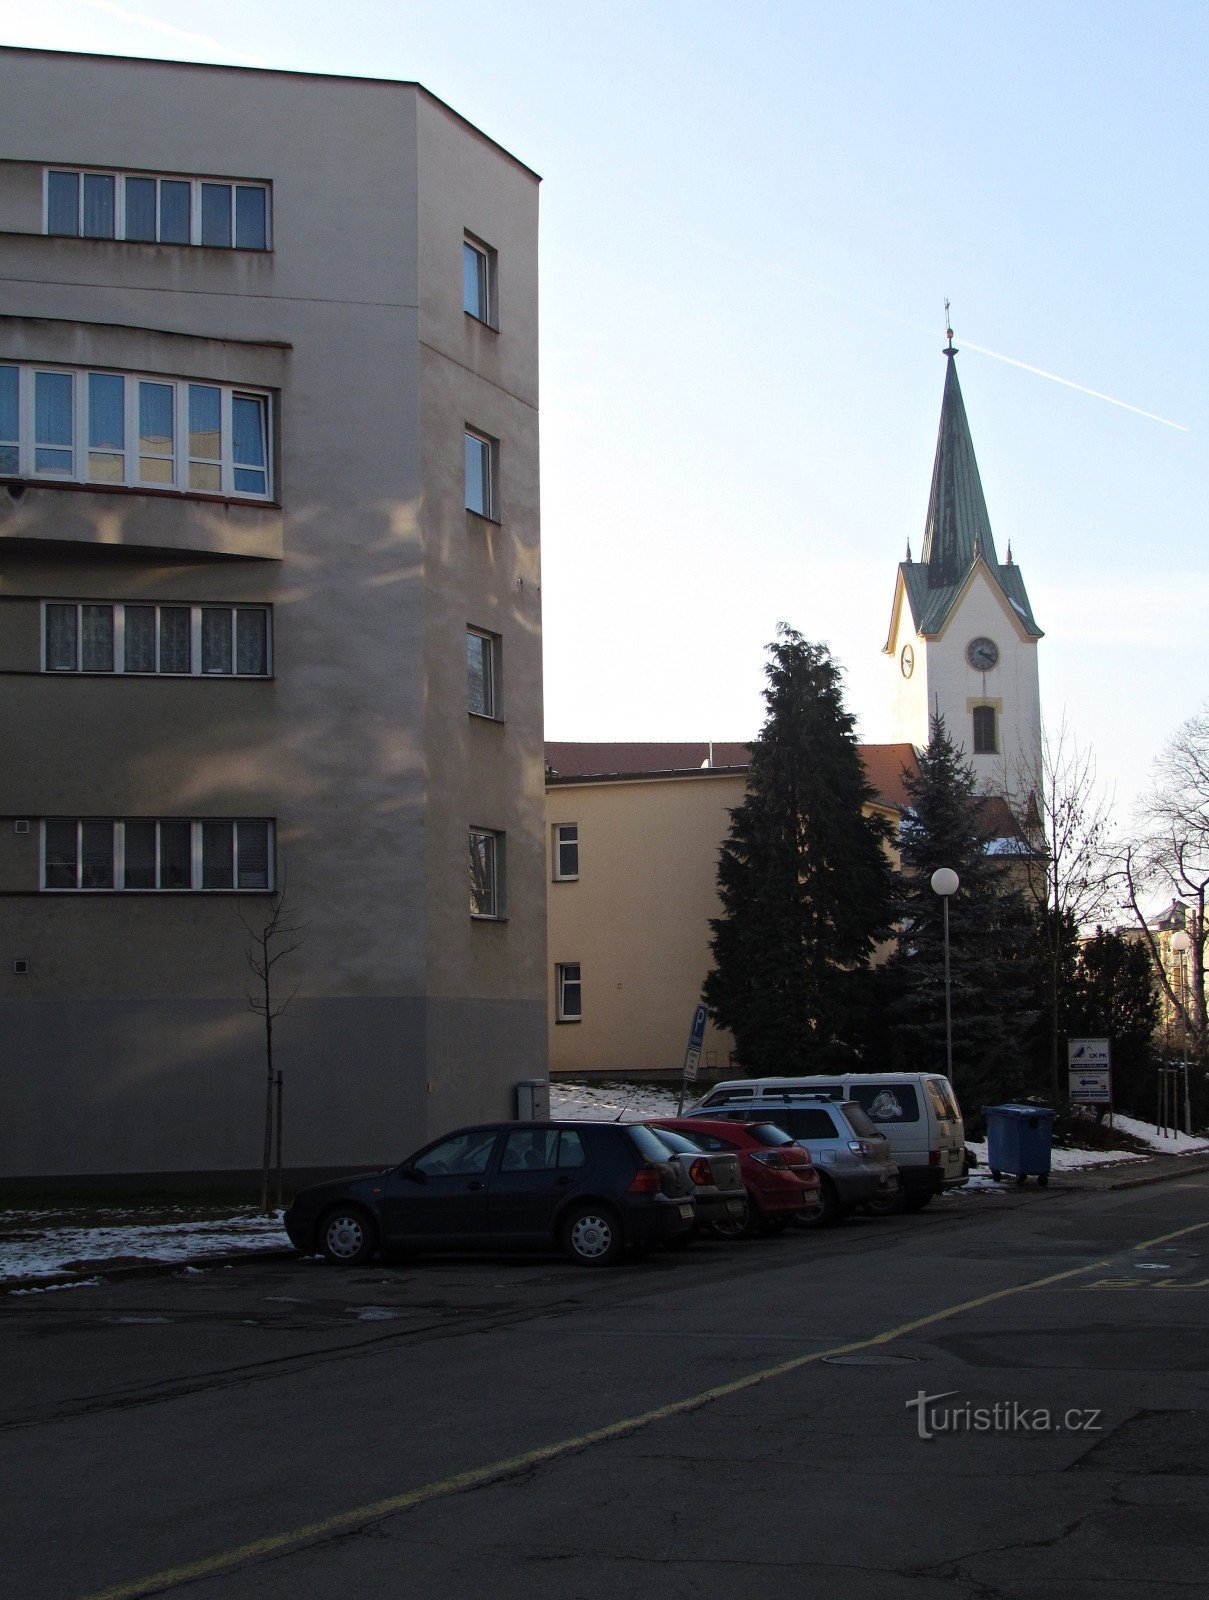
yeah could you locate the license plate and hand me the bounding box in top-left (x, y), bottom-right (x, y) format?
top-left (727, 1199), bottom-right (744, 1214)
top-left (679, 1203), bottom-right (694, 1220)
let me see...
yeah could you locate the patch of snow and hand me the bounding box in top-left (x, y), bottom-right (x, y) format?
top-left (0, 1209), bottom-right (289, 1284)
top-left (9, 1277), bottom-right (103, 1295)
top-left (1106, 1113), bottom-right (1209, 1155)
top-left (551, 1081), bottom-right (682, 1122)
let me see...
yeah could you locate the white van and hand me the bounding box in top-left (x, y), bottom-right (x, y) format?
top-left (694, 1073), bottom-right (965, 1211)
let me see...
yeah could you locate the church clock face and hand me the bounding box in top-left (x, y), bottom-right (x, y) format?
top-left (900, 644), bottom-right (914, 679)
top-left (967, 636), bottom-right (999, 672)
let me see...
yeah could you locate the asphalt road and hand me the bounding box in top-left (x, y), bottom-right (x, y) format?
top-left (4, 1179), bottom-right (1209, 1600)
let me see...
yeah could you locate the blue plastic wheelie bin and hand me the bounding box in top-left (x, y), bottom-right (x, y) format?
top-left (982, 1104), bottom-right (1055, 1186)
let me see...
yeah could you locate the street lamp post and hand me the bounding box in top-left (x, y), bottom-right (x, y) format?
top-left (1170, 929), bottom-right (1192, 1135)
top-left (931, 868), bottom-right (960, 1087)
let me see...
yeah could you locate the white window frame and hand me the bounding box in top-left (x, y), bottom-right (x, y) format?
top-left (462, 233), bottom-right (498, 329)
top-left (43, 168), bottom-right (271, 250)
top-left (466, 626), bottom-right (501, 719)
top-left (41, 601), bottom-right (272, 677)
top-left (39, 818), bottom-right (275, 892)
top-left (556, 963), bottom-right (582, 1023)
top-left (1, 363), bottom-right (274, 501)
top-left (470, 827), bottom-right (505, 919)
top-left (553, 823), bottom-right (579, 882)
top-left (464, 428), bottom-right (499, 520)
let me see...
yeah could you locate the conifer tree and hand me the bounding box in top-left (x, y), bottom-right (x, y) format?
top-left (703, 627), bottom-right (894, 1073)
top-left (883, 713), bottom-right (1039, 1110)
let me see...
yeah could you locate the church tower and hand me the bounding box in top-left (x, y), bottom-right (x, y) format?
top-left (884, 330), bottom-right (1043, 799)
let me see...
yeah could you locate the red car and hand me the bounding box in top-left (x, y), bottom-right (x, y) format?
top-left (648, 1117), bottom-right (821, 1238)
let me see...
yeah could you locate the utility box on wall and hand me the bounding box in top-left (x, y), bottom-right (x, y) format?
top-left (515, 1079), bottom-right (550, 1120)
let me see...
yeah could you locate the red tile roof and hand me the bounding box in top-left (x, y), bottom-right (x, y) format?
top-left (545, 741), bottom-right (920, 811)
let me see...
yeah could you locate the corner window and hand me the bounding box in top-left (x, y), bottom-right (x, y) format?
top-left (43, 602), bottom-right (270, 676)
top-left (2, 364), bottom-right (274, 500)
top-left (553, 824), bottom-right (579, 881)
top-left (556, 962), bottom-right (582, 1022)
top-left (470, 827), bottom-right (504, 918)
top-left (45, 169), bottom-right (270, 250)
top-left (40, 818), bottom-right (273, 891)
top-left (464, 428), bottom-right (498, 519)
top-left (466, 627), bottom-right (501, 718)
top-left (463, 235), bottom-right (498, 327)
top-left (972, 705), bottom-right (998, 754)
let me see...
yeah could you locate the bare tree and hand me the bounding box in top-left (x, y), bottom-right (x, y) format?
top-left (1014, 722), bottom-right (1117, 1101)
top-left (1120, 707), bottom-right (1209, 1056)
top-left (239, 890), bottom-right (307, 1213)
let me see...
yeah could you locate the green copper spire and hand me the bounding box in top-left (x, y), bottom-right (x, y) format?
top-left (893, 332), bottom-right (1042, 640)
top-left (920, 341), bottom-right (999, 585)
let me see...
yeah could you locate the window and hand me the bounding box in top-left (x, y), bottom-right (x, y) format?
top-left (45, 169), bottom-right (269, 250)
top-left (40, 818), bottom-right (273, 891)
top-left (464, 429), bottom-right (498, 519)
top-left (972, 705), bottom-right (998, 754)
top-left (413, 1130), bottom-right (497, 1177)
top-left (556, 962), bottom-right (582, 1022)
top-left (466, 628), bottom-right (500, 718)
top-left (846, 1084), bottom-right (920, 1124)
top-left (43, 602), bottom-right (270, 676)
top-left (553, 824), bottom-right (579, 881)
top-left (462, 235), bottom-right (498, 327)
top-left (1, 364), bottom-right (273, 499)
top-left (470, 827), bottom-right (504, 918)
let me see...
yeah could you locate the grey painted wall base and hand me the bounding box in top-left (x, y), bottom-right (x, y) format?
top-left (0, 994), bottom-right (546, 1181)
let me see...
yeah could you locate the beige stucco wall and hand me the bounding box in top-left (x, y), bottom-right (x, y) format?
top-left (546, 772), bottom-right (904, 1080)
top-left (546, 774), bottom-right (743, 1078)
top-left (0, 50), bottom-right (545, 1180)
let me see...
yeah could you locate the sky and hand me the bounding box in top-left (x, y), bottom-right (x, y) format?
top-left (5, 0), bottom-right (1207, 819)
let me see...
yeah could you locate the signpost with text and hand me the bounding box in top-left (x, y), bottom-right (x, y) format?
top-left (676, 1003), bottom-right (710, 1114)
top-left (1068, 1037), bottom-right (1112, 1121)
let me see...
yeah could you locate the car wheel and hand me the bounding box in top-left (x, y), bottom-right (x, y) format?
top-left (1037, 1174), bottom-right (1049, 1188)
top-left (707, 1193), bottom-right (759, 1241)
top-left (790, 1176), bottom-right (848, 1228)
top-left (861, 1185), bottom-right (906, 1218)
top-left (903, 1192), bottom-right (934, 1213)
top-left (319, 1206), bottom-right (378, 1267)
top-left (562, 1204), bottom-right (624, 1266)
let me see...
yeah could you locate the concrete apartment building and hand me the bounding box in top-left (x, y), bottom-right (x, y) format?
top-left (0, 48), bottom-right (546, 1184)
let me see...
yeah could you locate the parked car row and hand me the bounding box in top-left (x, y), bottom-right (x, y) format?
top-left (283, 1073), bottom-right (966, 1270)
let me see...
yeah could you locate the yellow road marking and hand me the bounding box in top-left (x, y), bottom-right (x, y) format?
top-left (77, 1219), bottom-right (1209, 1600)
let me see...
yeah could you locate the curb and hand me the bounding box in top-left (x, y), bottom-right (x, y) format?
top-left (1, 1245), bottom-right (298, 1297)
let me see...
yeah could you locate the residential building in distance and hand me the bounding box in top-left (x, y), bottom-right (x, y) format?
top-left (545, 742), bottom-right (915, 1078)
top-left (0, 48), bottom-right (546, 1185)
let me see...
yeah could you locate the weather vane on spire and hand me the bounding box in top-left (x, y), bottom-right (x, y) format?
top-left (944, 298), bottom-right (955, 353)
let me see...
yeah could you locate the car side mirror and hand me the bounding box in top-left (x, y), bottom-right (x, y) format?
top-left (398, 1163), bottom-right (426, 1183)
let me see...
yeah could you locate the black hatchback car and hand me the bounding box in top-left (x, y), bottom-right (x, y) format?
top-left (283, 1120), bottom-right (696, 1268)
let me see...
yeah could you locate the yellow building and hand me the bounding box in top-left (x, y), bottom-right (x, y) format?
top-left (545, 742), bottom-right (915, 1079)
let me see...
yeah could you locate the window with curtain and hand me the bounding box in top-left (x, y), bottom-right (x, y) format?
top-left (43, 601), bottom-right (270, 676)
top-left (41, 818), bottom-right (274, 891)
top-left (45, 169), bottom-right (270, 249)
top-left (8, 364), bottom-right (274, 498)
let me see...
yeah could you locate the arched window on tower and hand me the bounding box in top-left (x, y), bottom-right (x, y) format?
top-left (972, 705), bottom-right (998, 754)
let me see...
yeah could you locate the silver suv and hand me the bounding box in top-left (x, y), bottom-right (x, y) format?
top-left (687, 1097), bottom-right (900, 1226)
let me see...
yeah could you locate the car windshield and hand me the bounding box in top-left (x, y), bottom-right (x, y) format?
top-left (626, 1124), bottom-right (675, 1163)
top-left (646, 1126), bottom-right (704, 1154)
top-left (841, 1103), bottom-right (879, 1139)
top-left (927, 1078), bottom-right (962, 1121)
